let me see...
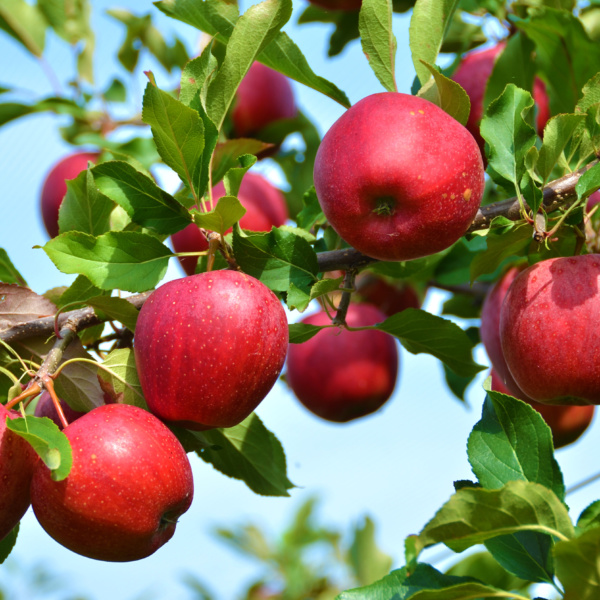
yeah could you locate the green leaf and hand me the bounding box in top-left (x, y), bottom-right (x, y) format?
top-left (205, 0), bottom-right (293, 130)
top-left (98, 348), bottom-right (147, 408)
top-left (92, 161), bottom-right (191, 235)
top-left (0, 248), bottom-right (26, 286)
top-left (285, 282), bottom-right (311, 312)
top-left (212, 139), bottom-right (272, 185)
top-left (418, 480), bottom-right (574, 554)
top-left (42, 231), bottom-right (173, 293)
top-left (180, 412), bottom-right (294, 497)
top-left (232, 225), bottom-right (318, 293)
top-left (86, 296), bottom-right (139, 332)
top-left (0, 97), bottom-right (86, 128)
top-left (297, 187), bottom-right (325, 231)
top-left (142, 78), bottom-right (206, 199)
top-left (0, 524), bottom-right (18, 563)
top-left (155, 0), bottom-right (350, 108)
top-left (193, 196), bottom-right (247, 235)
top-left (358, 0), bottom-right (397, 92)
top-left (577, 501), bottom-right (600, 533)
top-left (417, 61), bottom-right (470, 125)
top-left (59, 168), bottom-right (114, 236)
top-left (57, 275), bottom-right (105, 309)
top-left (103, 78), bottom-right (127, 102)
top-left (576, 162), bottom-right (600, 201)
top-left (469, 225), bottom-right (531, 283)
top-left (442, 363), bottom-right (473, 403)
top-left (373, 309), bottom-right (484, 378)
top-left (223, 154), bottom-right (256, 197)
top-left (38, 0), bottom-right (92, 44)
top-left (536, 113), bottom-right (586, 183)
top-left (288, 322), bottom-right (327, 344)
top-left (348, 517), bottom-right (393, 586)
top-left (409, 0), bottom-right (460, 86)
top-left (0, 102), bottom-right (33, 127)
top-left (6, 416), bottom-right (72, 481)
top-left (409, 582), bottom-right (532, 599)
top-left (0, 0), bottom-right (46, 56)
top-left (180, 44), bottom-right (219, 109)
top-left (554, 527), bottom-right (600, 600)
top-left (481, 84), bottom-right (537, 196)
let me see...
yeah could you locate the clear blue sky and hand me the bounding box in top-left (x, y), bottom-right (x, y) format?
top-left (1, 2), bottom-right (598, 599)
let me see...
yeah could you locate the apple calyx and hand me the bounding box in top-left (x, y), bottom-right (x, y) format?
top-left (372, 197), bottom-right (396, 216)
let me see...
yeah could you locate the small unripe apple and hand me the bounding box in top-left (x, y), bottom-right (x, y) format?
top-left (134, 270), bottom-right (289, 429)
top-left (355, 273), bottom-right (421, 317)
top-left (40, 152), bottom-right (98, 238)
top-left (313, 92), bottom-right (484, 262)
top-left (34, 391), bottom-right (86, 429)
top-left (500, 255), bottom-right (600, 405)
top-left (286, 304), bottom-right (399, 422)
top-left (30, 404), bottom-right (193, 562)
top-left (0, 404), bottom-right (38, 542)
top-left (451, 42), bottom-right (550, 156)
top-left (171, 172), bottom-right (288, 276)
top-left (491, 370), bottom-right (595, 449)
top-left (231, 62), bottom-right (297, 139)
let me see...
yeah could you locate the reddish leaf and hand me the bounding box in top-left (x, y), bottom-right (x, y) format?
top-left (0, 284), bottom-right (56, 333)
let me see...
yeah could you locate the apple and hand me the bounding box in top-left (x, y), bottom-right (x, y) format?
top-left (451, 42), bottom-right (550, 156)
top-left (491, 370), bottom-right (595, 449)
top-left (500, 255), bottom-right (600, 405)
top-left (286, 304), bottom-right (398, 422)
top-left (40, 152), bottom-right (98, 238)
top-left (171, 172), bottom-right (288, 276)
top-left (30, 403), bottom-right (193, 562)
top-left (307, 0), bottom-right (361, 10)
top-left (313, 92), bottom-right (484, 262)
top-left (134, 270), bottom-right (289, 429)
top-left (230, 62), bottom-right (297, 139)
top-left (587, 190), bottom-right (600, 211)
top-left (34, 391), bottom-right (86, 429)
top-left (355, 273), bottom-right (421, 317)
top-left (0, 403), bottom-right (38, 542)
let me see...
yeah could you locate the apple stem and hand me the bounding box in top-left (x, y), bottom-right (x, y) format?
top-left (43, 377), bottom-right (70, 430)
top-left (5, 381), bottom-right (41, 411)
top-left (332, 270), bottom-right (357, 327)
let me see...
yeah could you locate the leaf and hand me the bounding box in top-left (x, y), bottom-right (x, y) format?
top-left (359, 0), bottom-right (397, 92)
top-left (576, 162), bottom-right (600, 201)
top-left (212, 139), bottom-right (273, 185)
top-left (223, 154), bottom-right (256, 197)
top-left (348, 516), bottom-right (393, 586)
top-left (6, 416), bottom-right (72, 481)
top-left (57, 275), bottom-right (106, 309)
top-left (97, 348), bottom-right (147, 409)
top-left (577, 501), bottom-right (600, 533)
top-left (418, 480), bottom-right (574, 554)
top-left (86, 296), bottom-right (139, 332)
top-left (409, 582), bottom-right (532, 599)
top-left (180, 44), bottom-right (219, 109)
top-left (0, 249), bottom-right (26, 286)
top-left (92, 161), bottom-right (191, 235)
top-left (554, 527), bottom-right (600, 600)
top-left (417, 61), bottom-right (470, 125)
top-left (142, 78), bottom-right (206, 199)
top-left (0, 283), bottom-right (56, 332)
top-left (232, 225), bottom-right (318, 294)
top-left (155, 0), bottom-right (350, 108)
top-left (409, 0), bottom-right (460, 85)
top-left (180, 412), bottom-right (294, 497)
top-left (373, 309), bottom-right (484, 378)
top-left (205, 0), bottom-right (293, 130)
top-left (42, 231), bottom-right (173, 293)
top-left (288, 322), bottom-right (326, 344)
top-left (0, 524), bottom-right (18, 564)
top-left (481, 84), bottom-right (537, 196)
top-left (59, 168), bottom-right (114, 236)
top-left (0, 0), bottom-right (46, 56)
top-left (193, 196), bottom-right (247, 235)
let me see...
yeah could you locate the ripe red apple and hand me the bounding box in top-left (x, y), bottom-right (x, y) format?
top-left (134, 270), bottom-right (289, 429)
top-left (30, 403), bottom-right (193, 562)
top-left (171, 172), bottom-right (289, 276)
top-left (230, 62), bottom-right (297, 139)
top-left (587, 190), bottom-right (600, 211)
top-left (40, 152), bottom-right (98, 238)
top-left (500, 255), bottom-right (600, 405)
top-left (313, 92), bottom-right (484, 262)
top-left (355, 273), bottom-right (421, 317)
top-left (307, 0), bottom-right (361, 10)
top-left (0, 404), bottom-right (38, 542)
top-left (286, 304), bottom-right (399, 422)
top-left (451, 42), bottom-right (550, 156)
top-left (491, 370), bottom-right (595, 449)
top-left (34, 391), bottom-right (86, 429)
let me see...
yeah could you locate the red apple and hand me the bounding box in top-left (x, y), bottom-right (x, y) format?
top-left (307, 0), bottom-right (361, 10)
top-left (30, 403), bottom-right (193, 562)
top-left (500, 255), bottom-right (600, 405)
top-left (171, 172), bottom-right (289, 276)
top-left (231, 62), bottom-right (297, 139)
top-left (355, 273), bottom-right (421, 317)
top-left (451, 42), bottom-right (550, 156)
top-left (313, 92), bottom-right (484, 262)
top-left (587, 190), bottom-right (600, 211)
top-left (40, 152), bottom-right (98, 238)
top-left (134, 270), bottom-right (289, 429)
top-left (34, 391), bottom-right (86, 429)
top-left (491, 370), bottom-right (595, 449)
top-left (286, 304), bottom-right (399, 422)
top-left (0, 404), bottom-right (38, 542)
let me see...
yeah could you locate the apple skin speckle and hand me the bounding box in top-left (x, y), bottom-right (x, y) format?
top-left (134, 270), bottom-right (289, 429)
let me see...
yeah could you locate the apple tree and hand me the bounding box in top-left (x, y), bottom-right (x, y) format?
top-left (1, 0), bottom-right (600, 597)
